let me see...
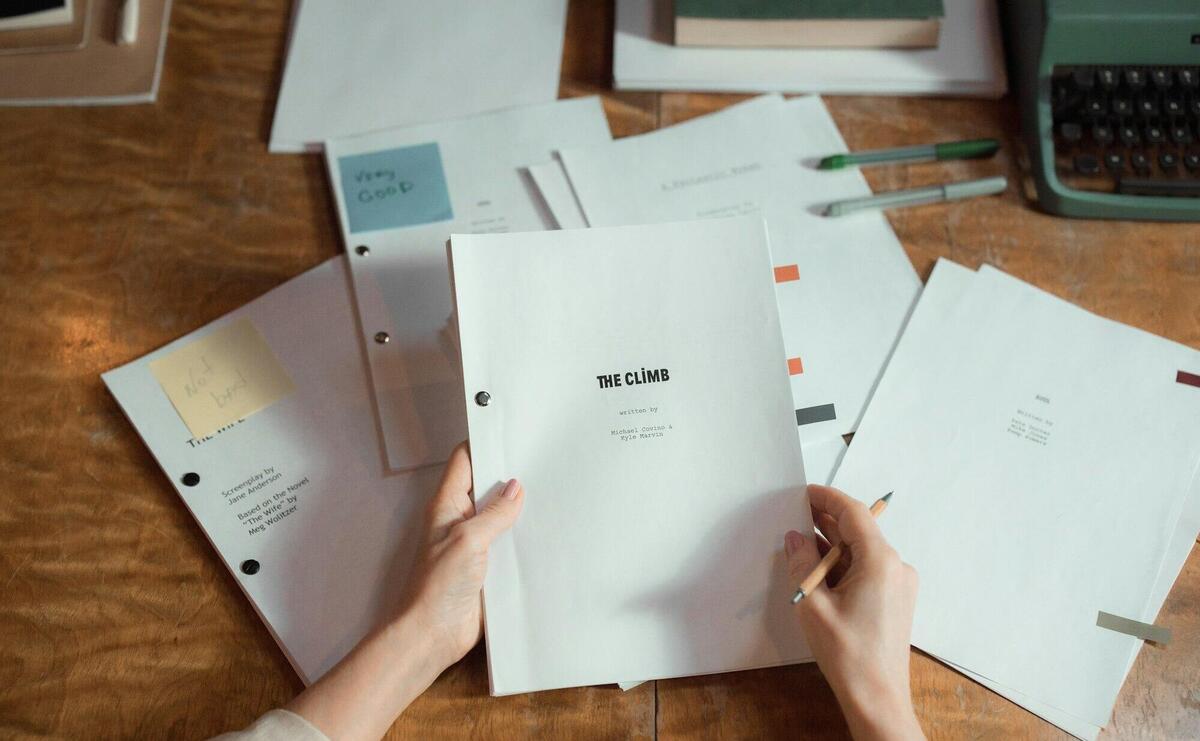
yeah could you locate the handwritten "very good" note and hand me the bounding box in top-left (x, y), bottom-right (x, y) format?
top-left (337, 141), bottom-right (454, 234)
top-left (149, 318), bottom-right (295, 439)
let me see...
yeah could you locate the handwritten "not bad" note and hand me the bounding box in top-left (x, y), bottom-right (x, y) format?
top-left (149, 318), bottom-right (295, 439)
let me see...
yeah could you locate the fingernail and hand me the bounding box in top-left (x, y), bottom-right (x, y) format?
top-left (784, 531), bottom-right (802, 556)
top-left (501, 478), bottom-right (520, 499)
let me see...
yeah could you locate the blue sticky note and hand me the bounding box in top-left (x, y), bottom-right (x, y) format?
top-left (338, 142), bottom-right (453, 233)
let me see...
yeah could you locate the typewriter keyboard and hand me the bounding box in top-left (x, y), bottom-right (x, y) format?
top-left (1051, 65), bottom-right (1200, 197)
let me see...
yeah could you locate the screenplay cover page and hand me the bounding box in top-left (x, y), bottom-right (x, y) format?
top-left (451, 217), bottom-right (814, 695)
top-left (833, 260), bottom-right (1200, 730)
top-left (324, 97), bottom-right (612, 472)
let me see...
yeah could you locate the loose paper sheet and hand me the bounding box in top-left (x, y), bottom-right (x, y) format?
top-left (556, 95), bottom-right (920, 444)
top-left (105, 258), bottom-right (443, 684)
top-left (324, 97), bottom-right (613, 472)
top-left (453, 217), bottom-right (814, 695)
top-left (149, 318), bottom-right (295, 439)
top-left (832, 259), bottom-right (1200, 730)
top-left (270, 0), bottom-right (568, 152)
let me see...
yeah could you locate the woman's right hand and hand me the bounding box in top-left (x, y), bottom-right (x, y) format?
top-left (784, 484), bottom-right (924, 741)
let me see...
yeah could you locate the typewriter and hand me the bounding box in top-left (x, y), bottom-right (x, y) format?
top-left (1004, 0), bottom-right (1200, 221)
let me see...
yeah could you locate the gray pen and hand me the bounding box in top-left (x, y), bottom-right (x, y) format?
top-left (824, 175), bottom-right (1007, 217)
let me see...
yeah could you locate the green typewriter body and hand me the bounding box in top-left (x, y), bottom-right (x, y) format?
top-left (1004, 0), bottom-right (1200, 221)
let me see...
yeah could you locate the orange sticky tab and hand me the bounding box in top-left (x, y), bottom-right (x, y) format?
top-left (788, 357), bottom-right (804, 375)
top-left (774, 264), bottom-right (800, 283)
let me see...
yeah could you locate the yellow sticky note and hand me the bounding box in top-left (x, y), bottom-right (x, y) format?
top-left (149, 318), bottom-right (295, 439)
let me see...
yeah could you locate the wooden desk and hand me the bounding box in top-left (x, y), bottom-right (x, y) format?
top-left (0, 2), bottom-right (1197, 738)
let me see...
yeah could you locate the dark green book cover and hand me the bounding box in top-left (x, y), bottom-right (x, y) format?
top-left (674, 0), bottom-right (945, 20)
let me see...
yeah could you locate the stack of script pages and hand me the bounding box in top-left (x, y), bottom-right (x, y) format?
top-left (833, 259), bottom-right (1200, 740)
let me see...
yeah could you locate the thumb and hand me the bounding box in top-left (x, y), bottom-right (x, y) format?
top-left (463, 478), bottom-right (524, 547)
top-left (785, 530), bottom-right (822, 595)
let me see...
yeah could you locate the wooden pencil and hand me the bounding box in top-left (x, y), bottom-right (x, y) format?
top-left (791, 492), bottom-right (893, 604)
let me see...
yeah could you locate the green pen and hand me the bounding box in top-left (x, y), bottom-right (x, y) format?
top-left (818, 138), bottom-right (1000, 170)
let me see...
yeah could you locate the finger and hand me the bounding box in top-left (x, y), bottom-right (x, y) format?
top-left (427, 442), bottom-right (476, 540)
top-left (784, 530), bottom-right (835, 612)
top-left (784, 530), bottom-right (820, 591)
top-left (807, 484), bottom-right (886, 554)
top-left (461, 478), bottom-right (525, 547)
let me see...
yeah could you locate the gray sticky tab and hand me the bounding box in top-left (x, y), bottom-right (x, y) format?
top-left (1096, 611), bottom-right (1172, 644)
top-left (795, 403), bottom-right (837, 426)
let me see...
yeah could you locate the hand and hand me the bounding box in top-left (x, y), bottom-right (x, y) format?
top-left (402, 441), bottom-right (524, 672)
top-left (286, 443), bottom-right (522, 740)
top-left (784, 484), bottom-right (923, 741)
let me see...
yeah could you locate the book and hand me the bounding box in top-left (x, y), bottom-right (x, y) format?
top-left (675, 0), bottom-right (944, 48)
top-left (615, 0), bottom-right (1006, 97)
top-left (450, 217), bottom-right (815, 694)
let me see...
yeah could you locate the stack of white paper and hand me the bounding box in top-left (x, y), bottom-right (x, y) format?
top-left (323, 97), bottom-right (613, 472)
top-left (613, 0), bottom-right (1006, 97)
top-left (271, 0), bottom-right (569, 152)
top-left (832, 259), bottom-right (1200, 740)
top-left (103, 258), bottom-right (443, 685)
top-left (452, 217), bottom-right (815, 695)
top-left (536, 95), bottom-right (920, 448)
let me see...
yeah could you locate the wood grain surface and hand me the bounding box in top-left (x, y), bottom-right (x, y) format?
top-left (0, 1), bottom-right (1197, 739)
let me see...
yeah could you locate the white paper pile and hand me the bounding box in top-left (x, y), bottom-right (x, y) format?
top-left (833, 259), bottom-right (1200, 740)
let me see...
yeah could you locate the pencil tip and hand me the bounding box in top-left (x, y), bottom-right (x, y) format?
top-left (880, 491), bottom-right (893, 504)
top-left (790, 589), bottom-right (805, 604)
